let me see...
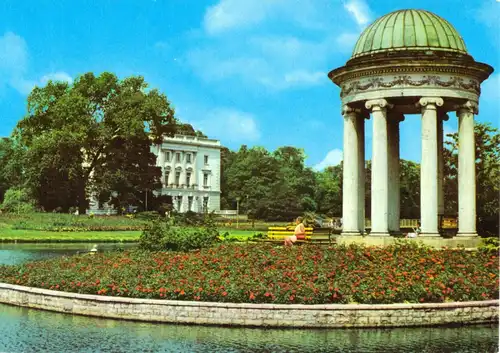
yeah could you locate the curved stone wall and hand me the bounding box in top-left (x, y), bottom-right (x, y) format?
top-left (0, 283), bottom-right (498, 328)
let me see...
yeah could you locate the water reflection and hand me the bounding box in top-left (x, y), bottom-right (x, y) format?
top-left (0, 304), bottom-right (497, 353)
top-left (0, 242), bottom-right (137, 265)
top-left (0, 244), bottom-right (498, 352)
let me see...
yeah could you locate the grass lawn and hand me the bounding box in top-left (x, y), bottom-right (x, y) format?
top-left (0, 228), bottom-right (258, 243)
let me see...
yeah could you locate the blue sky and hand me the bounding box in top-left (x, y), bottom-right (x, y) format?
top-left (0, 0), bottom-right (498, 169)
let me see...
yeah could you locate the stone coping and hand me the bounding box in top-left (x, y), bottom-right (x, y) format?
top-left (0, 282), bottom-right (498, 328)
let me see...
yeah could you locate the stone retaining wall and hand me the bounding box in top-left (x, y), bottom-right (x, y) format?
top-left (0, 283), bottom-right (498, 328)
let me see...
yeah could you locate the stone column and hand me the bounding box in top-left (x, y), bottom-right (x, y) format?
top-left (388, 113), bottom-right (404, 234)
top-left (456, 101), bottom-right (478, 237)
top-left (417, 97), bottom-right (443, 236)
top-left (357, 112), bottom-right (367, 233)
top-left (191, 153), bottom-right (197, 187)
top-left (341, 105), bottom-right (365, 235)
top-left (366, 99), bottom-right (393, 236)
top-left (158, 146), bottom-right (166, 188)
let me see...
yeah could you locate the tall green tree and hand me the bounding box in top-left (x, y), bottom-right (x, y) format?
top-left (444, 122), bottom-right (499, 237)
top-left (315, 164), bottom-right (342, 217)
top-left (15, 72), bottom-right (177, 213)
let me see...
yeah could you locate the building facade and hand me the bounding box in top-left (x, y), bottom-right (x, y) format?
top-left (151, 134), bottom-right (221, 213)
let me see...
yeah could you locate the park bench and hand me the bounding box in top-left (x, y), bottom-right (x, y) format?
top-left (262, 226), bottom-right (334, 244)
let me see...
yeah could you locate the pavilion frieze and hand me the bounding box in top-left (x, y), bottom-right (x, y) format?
top-left (340, 74), bottom-right (481, 99)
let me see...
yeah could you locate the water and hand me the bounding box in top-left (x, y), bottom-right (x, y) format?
top-left (0, 242), bottom-right (137, 265)
top-left (0, 243), bottom-right (498, 353)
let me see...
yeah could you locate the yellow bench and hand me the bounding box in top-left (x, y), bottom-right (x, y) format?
top-left (264, 226), bottom-right (333, 244)
top-left (267, 226), bottom-right (314, 240)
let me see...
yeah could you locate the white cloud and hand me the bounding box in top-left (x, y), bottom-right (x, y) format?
top-left (203, 0), bottom-right (335, 35)
top-left (343, 0), bottom-right (372, 27)
top-left (314, 148), bottom-right (343, 170)
top-left (284, 70), bottom-right (325, 85)
top-left (0, 32), bottom-right (28, 75)
top-left (203, 0), bottom-right (281, 35)
top-left (187, 1), bottom-right (372, 91)
top-left (335, 32), bottom-right (359, 54)
top-left (40, 72), bottom-right (73, 85)
top-left (186, 35), bottom-right (335, 91)
top-left (196, 108), bottom-right (260, 142)
top-left (0, 31), bottom-right (71, 95)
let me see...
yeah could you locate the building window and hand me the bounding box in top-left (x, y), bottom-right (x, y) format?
top-left (164, 171), bottom-right (170, 186)
top-left (204, 155), bottom-right (209, 164)
top-left (175, 172), bottom-right (180, 185)
top-left (188, 196), bottom-right (193, 211)
top-left (176, 153), bottom-right (181, 162)
top-left (186, 172), bottom-right (191, 187)
top-left (186, 153), bottom-right (191, 163)
top-left (165, 151), bottom-right (171, 162)
top-left (203, 173), bottom-right (208, 187)
top-left (203, 197), bottom-right (209, 213)
top-left (177, 196), bottom-right (182, 211)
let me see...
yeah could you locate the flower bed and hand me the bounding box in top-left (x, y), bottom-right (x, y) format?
top-left (0, 243), bottom-right (497, 304)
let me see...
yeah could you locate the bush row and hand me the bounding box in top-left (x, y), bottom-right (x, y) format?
top-left (0, 242), bottom-right (497, 305)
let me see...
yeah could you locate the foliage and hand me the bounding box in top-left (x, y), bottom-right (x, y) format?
top-left (0, 188), bottom-right (36, 213)
top-left (314, 164), bottom-right (342, 217)
top-left (1, 243), bottom-right (497, 304)
top-left (444, 123), bottom-right (499, 237)
top-left (478, 237), bottom-right (499, 254)
top-left (0, 212), bottom-right (147, 231)
top-left (221, 146), bottom-right (316, 221)
top-left (0, 137), bottom-right (26, 203)
top-left (139, 217), bottom-right (220, 252)
top-left (13, 72), bottom-right (177, 213)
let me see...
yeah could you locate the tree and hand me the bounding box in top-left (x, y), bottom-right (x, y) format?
top-left (315, 164), bottom-right (342, 217)
top-left (175, 123), bottom-right (207, 137)
top-left (444, 122), bottom-right (500, 237)
top-left (15, 72), bottom-right (177, 213)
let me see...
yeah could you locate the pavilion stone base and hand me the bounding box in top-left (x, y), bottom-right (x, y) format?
top-left (336, 235), bottom-right (480, 249)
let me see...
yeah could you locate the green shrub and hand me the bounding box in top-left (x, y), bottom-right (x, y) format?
top-left (139, 219), bottom-right (168, 251)
top-left (135, 211), bottom-right (161, 221)
top-left (478, 237), bottom-right (499, 254)
top-left (139, 218), bottom-right (220, 252)
top-left (0, 188), bottom-right (36, 213)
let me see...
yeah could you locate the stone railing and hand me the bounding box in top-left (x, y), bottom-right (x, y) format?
top-left (0, 283), bottom-right (497, 328)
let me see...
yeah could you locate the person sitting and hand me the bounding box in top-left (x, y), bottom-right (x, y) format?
top-left (284, 217), bottom-right (306, 246)
top-left (406, 221), bottom-right (421, 238)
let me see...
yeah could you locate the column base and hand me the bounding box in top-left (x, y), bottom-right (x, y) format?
top-left (419, 232), bottom-right (441, 237)
top-left (368, 232), bottom-right (391, 237)
top-left (456, 232), bottom-right (478, 237)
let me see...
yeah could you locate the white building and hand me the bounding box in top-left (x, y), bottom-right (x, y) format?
top-left (151, 134), bottom-right (221, 213)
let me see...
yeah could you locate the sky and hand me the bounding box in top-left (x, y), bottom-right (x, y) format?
top-left (0, 0), bottom-right (498, 170)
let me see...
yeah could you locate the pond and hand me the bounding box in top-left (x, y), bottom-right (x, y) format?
top-left (0, 242), bottom-right (137, 265)
top-left (0, 243), bottom-right (498, 353)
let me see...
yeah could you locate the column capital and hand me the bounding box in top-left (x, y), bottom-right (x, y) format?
top-left (341, 104), bottom-right (361, 116)
top-left (416, 97), bottom-right (444, 110)
top-left (365, 99), bottom-right (393, 111)
top-left (455, 100), bottom-right (479, 115)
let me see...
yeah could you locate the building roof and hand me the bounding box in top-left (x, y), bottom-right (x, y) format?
top-left (351, 10), bottom-right (467, 59)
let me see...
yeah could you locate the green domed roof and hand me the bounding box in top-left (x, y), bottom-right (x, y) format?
top-left (352, 10), bottom-right (467, 59)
